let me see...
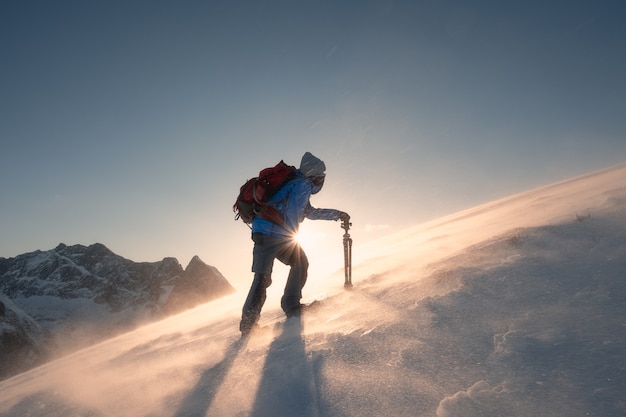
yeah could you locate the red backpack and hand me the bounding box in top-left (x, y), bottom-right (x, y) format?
top-left (233, 160), bottom-right (297, 226)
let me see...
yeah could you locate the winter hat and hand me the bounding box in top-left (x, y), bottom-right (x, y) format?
top-left (299, 152), bottom-right (326, 177)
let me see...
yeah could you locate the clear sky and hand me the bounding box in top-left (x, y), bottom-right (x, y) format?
top-left (2, 0), bottom-right (625, 289)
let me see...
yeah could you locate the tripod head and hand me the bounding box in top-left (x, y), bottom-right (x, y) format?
top-left (341, 217), bottom-right (351, 233)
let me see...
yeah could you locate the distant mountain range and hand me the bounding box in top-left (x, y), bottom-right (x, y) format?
top-left (0, 243), bottom-right (234, 380)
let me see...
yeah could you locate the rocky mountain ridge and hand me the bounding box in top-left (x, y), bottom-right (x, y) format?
top-left (0, 243), bottom-right (234, 380)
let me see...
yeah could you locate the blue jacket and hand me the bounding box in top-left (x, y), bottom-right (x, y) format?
top-left (251, 171), bottom-right (342, 237)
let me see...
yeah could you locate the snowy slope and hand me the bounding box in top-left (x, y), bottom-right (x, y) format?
top-left (0, 164), bottom-right (625, 417)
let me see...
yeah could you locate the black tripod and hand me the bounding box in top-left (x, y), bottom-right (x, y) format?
top-left (342, 218), bottom-right (353, 288)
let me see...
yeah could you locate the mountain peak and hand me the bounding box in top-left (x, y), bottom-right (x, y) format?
top-left (187, 255), bottom-right (205, 268)
top-left (163, 256), bottom-right (234, 315)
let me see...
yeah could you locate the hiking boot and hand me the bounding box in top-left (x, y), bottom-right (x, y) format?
top-left (240, 324), bottom-right (258, 338)
top-left (285, 304), bottom-right (304, 318)
top-left (240, 315), bottom-right (259, 336)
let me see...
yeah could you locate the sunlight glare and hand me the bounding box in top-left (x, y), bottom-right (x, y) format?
top-left (294, 223), bottom-right (323, 249)
top-left (294, 230), bottom-right (309, 247)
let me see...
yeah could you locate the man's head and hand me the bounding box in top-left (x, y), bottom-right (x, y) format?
top-left (299, 152), bottom-right (326, 177)
top-left (300, 152), bottom-right (326, 193)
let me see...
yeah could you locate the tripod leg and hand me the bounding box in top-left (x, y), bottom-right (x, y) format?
top-left (343, 234), bottom-right (353, 288)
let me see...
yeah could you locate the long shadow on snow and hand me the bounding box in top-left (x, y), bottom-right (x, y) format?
top-left (172, 337), bottom-right (247, 417)
top-left (251, 316), bottom-right (321, 417)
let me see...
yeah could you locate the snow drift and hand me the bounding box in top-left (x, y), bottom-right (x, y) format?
top-left (0, 163), bottom-right (625, 417)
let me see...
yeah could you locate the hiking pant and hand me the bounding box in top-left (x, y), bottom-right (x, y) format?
top-left (240, 233), bottom-right (308, 330)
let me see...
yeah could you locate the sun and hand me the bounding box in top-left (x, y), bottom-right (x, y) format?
top-left (294, 230), bottom-right (310, 247)
top-left (294, 223), bottom-right (317, 248)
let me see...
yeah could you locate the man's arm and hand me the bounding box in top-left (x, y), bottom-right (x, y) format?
top-left (305, 203), bottom-right (348, 221)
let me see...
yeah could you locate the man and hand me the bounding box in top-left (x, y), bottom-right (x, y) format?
top-left (240, 152), bottom-right (350, 335)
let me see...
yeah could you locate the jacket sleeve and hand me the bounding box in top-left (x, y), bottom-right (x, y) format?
top-left (303, 203), bottom-right (343, 221)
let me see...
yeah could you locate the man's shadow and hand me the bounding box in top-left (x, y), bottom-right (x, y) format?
top-left (250, 316), bottom-right (321, 417)
top-left (173, 337), bottom-right (247, 417)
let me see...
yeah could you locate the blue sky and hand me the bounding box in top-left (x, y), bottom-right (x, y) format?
top-left (1, 1), bottom-right (625, 288)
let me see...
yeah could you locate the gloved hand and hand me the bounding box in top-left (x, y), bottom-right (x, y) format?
top-left (339, 212), bottom-right (350, 222)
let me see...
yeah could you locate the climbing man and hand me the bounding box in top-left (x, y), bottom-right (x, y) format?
top-left (240, 152), bottom-right (350, 336)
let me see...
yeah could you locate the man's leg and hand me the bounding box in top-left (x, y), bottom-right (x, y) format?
top-left (278, 242), bottom-right (309, 315)
top-left (240, 272), bottom-right (272, 333)
top-left (240, 233), bottom-right (278, 334)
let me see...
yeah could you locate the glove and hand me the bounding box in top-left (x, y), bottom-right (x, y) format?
top-left (339, 212), bottom-right (350, 222)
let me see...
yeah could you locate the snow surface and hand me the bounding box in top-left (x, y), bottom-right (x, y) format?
top-left (0, 164), bottom-right (625, 417)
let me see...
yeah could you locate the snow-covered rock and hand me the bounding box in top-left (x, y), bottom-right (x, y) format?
top-left (0, 293), bottom-right (49, 379)
top-left (0, 244), bottom-right (234, 380)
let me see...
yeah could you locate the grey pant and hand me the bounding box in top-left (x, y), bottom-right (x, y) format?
top-left (241, 233), bottom-right (309, 329)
